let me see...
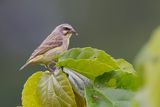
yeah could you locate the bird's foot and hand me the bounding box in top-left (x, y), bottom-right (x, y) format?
top-left (49, 65), bottom-right (56, 73)
top-left (44, 62), bottom-right (57, 73)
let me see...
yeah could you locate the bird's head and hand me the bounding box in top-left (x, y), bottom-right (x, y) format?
top-left (55, 23), bottom-right (78, 37)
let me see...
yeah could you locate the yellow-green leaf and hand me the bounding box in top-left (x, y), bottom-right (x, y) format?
top-left (134, 26), bottom-right (160, 107)
top-left (85, 86), bottom-right (135, 107)
top-left (37, 70), bottom-right (77, 107)
top-left (116, 59), bottom-right (136, 73)
top-left (57, 47), bottom-right (118, 80)
top-left (22, 70), bottom-right (77, 107)
top-left (22, 71), bottom-right (43, 107)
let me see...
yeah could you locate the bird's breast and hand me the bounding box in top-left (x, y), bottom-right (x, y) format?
top-left (41, 37), bottom-right (70, 63)
top-left (62, 37), bottom-right (70, 49)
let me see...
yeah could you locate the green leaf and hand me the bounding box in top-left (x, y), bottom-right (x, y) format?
top-left (22, 70), bottom-right (77, 107)
top-left (134, 27), bottom-right (160, 107)
top-left (22, 71), bottom-right (43, 107)
top-left (132, 78), bottom-right (160, 107)
top-left (58, 47), bottom-right (140, 90)
top-left (95, 70), bottom-right (140, 91)
top-left (57, 47), bottom-right (119, 80)
top-left (95, 59), bottom-right (140, 90)
top-left (143, 62), bottom-right (160, 107)
top-left (115, 70), bottom-right (140, 90)
top-left (116, 59), bottom-right (136, 73)
top-left (37, 70), bottom-right (77, 107)
top-left (116, 59), bottom-right (140, 90)
top-left (85, 86), bottom-right (135, 107)
top-left (85, 87), bottom-right (113, 107)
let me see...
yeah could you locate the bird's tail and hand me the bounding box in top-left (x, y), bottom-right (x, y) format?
top-left (19, 61), bottom-right (30, 71)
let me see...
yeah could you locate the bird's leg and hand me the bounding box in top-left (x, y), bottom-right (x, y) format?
top-left (50, 61), bottom-right (64, 71)
top-left (47, 61), bottom-right (57, 73)
top-left (44, 64), bottom-right (48, 70)
top-left (44, 64), bottom-right (55, 73)
top-left (44, 62), bottom-right (62, 73)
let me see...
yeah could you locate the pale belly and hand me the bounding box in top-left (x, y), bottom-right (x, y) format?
top-left (42, 46), bottom-right (66, 63)
top-left (30, 46), bottom-right (66, 65)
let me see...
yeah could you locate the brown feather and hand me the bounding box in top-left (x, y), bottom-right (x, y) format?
top-left (28, 33), bottom-right (63, 60)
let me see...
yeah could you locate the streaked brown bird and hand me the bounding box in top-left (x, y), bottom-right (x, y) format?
top-left (19, 23), bottom-right (77, 71)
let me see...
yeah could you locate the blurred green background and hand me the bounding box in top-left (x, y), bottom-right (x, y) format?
top-left (0, 0), bottom-right (160, 106)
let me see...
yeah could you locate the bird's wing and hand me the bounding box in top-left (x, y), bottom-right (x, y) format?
top-left (28, 34), bottom-right (63, 60)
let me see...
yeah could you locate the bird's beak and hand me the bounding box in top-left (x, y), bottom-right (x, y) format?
top-left (72, 29), bottom-right (78, 36)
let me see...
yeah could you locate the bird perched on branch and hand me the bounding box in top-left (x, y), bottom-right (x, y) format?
top-left (19, 24), bottom-right (77, 72)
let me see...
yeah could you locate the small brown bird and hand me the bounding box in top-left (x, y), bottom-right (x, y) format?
top-left (19, 24), bottom-right (77, 71)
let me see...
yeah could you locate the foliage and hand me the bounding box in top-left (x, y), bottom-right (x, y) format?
top-left (134, 27), bottom-right (160, 107)
top-left (85, 87), bottom-right (135, 107)
top-left (21, 27), bottom-right (160, 107)
top-left (22, 47), bottom-right (140, 107)
top-left (22, 70), bottom-right (77, 107)
top-left (22, 71), bottom-right (43, 107)
top-left (57, 47), bottom-right (119, 80)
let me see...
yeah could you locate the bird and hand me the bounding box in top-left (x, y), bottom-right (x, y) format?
top-left (19, 23), bottom-right (77, 71)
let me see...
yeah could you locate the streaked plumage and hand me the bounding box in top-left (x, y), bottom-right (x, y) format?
top-left (20, 24), bottom-right (77, 71)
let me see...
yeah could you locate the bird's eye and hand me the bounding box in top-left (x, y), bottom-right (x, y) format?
top-left (63, 27), bottom-right (70, 31)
